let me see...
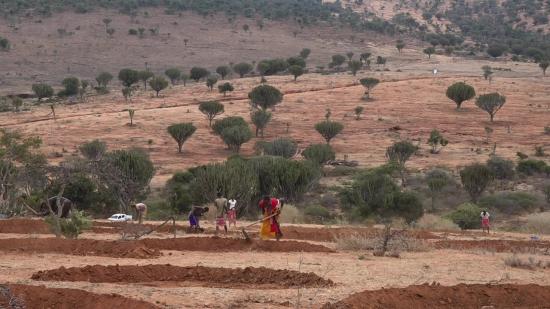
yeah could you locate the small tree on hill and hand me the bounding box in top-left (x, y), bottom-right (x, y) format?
top-left (206, 75), bottom-right (218, 90)
top-left (165, 68), bottom-right (181, 85)
top-left (486, 44), bottom-right (506, 58)
top-left (349, 60), bottom-right (362, 76)
top-left (216, 66), bottom-right (230, 79)
top-left (396, 40), bottom-right (405, 53)
top-left (346, 52), bottom-right (354, 61)
top-left (106, 28), bottom-right (115, 37)
top-left (248, 85), bottom-right (283, 110)
top-left (218, 82), bottom-right (234, 96)
top-left (482, 65), bottom-right (493, 81)
top-left (199, 101), bottom-right (224, 127)
top-left (96, 72), bottom-right (113, 90)
top-left (300, 48), bottom-right (311, 59)
top-left (190, 67), bottom-right (209, 82)
top-left (251, 109), bottom-right (272, 137)
top-left (181, 74), bottom-right (189, 86)
top-left (376, 56), bottom-right (387, 67)
top-left (288, 65), bottom-right (304, 81)
top-left (425, 168), bottom-right (450, 211)
top-left (360, 52), bottom-right (371, 64)
top-left (167, 123), bottom-right (197, 153)
top-left (427, 129), bottom-right (448, 154)
top-left (138, 70), bottom-right (154, 90)
top-left (359, 77), bottom-right (380, 100)
top-left (118, 69), bottom-right (139, 88)
top-left (302, 144), bottom-right (335, 165)
top-left (149, 76), bottom-right (169, 97)
top-left (460, 163), bottom-right (493, 202)
top-left (315, 120), bottom-right (344, 144)
top-left (127, 109), bottom-right (135, 126)
top-left (11, 97), bottom-right (23, 112)
top-left (386, 140), bottom-right (418, 186)
top-left (423, 47), bottom-right (435, 59)
top-left (232, 62), bottom-right (253, 78)
top-left (80, 139), bottom-right (107, 161)
top-left (445, 82), bottom-right (476, 109)
top-left (221, 125), bottom-right (252, 153)
top-left (539, 61), bottom-right (549, 76)
top-left (212, 117), bottom-right (247, 136)
top-left (330, 54), bottom-right (346, 69)
top-left (475, 93), bottom-right (506, 122)
top-left (32, 83), bottom-right (54, 102)
top-left (61, 77), bottom-right (80, 96)
top-left (354, 106), bottom-right (364, 120)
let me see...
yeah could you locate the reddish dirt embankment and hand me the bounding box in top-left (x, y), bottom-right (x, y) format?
top-left (0, 237), bottom-right (332, 258)
top-left (31, 264), bottom-right (334, 288)
top-left (0, 219), bottom-right (50, 234)
top-left (435, 239), bottom-right (550, 254)
top-left (322, 283), bottom-right (550, 309)
top-left (0, 284), bottom-right (157, 309)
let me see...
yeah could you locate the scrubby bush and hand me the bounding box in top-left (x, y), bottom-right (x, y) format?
top-left (302, 144), bottom-right (335, 165)
top-left (300, 48), bottom-right (311, 59)
top-left (199, 101), bottom-right (224, 127)
top-left (288, 65), bottom-right (304, 81)
top-left (216, 65), bottom-right (230, 79)
top-left (423, 46), bottom-right (436, 58)
top-left (487, 156), bottom-right (515, 180)
top-left (221, 125), bottom-right (252, 153)
top-left (386, 140), bottom-right (417, 186)
top-left (79, 139), bottom-right (107, 161)
top-left (248, 85), bottom-right (283, 110)
top-left (212, 116), bottom-right (247, 136)
top-left (487, 44), bottom-right (506, 58)
top-left (479, 192), bottom-right (539, 215)
top-left (45, 210), bottom-right (92, 239)
top-left (32, 83), bottom-right (54, 102)
top-left (257, 138), bottom-right (297, 158)
top-left (149, 76), bottom-right (169, 96)
top-left (165, 171), bottom-right (195, 214)
top-left (60, 77), bottom-right (80, 96)
top-left (165, 68), bottom-right (181, 85)
top-left (190, 67), bottom-right (209, 82)
top-left (460, 163), bottom-right (493, 202)
top-left (446, 82), bottom-right (475, 109)
top-left (415, 214), bottom-right (460, 231)
top-left (314, 120), bottom-right (343, 144)
top-left (427, 129), bottom-right (448, 154)
top-left (348, 60), bottom-right (362, 76)
top-left (304, 205), bottom-right (331, 223)
top-left (96, 72), bottom-right (113, 89)
top-left (218, 82), bottom-right (234, 96)
top-left (206, 74), bottom-right (218, 90)
top-left (251, 109), bottom-right (272, 137)
top-left (232, 62), bottom-right (253, 78)
top-left (256, 58), bottom-right (288, 75)
top-left (138, 70), bottom-right (154, 90)
top-left (287, 56), bottom-right (306, 68)
top-left (447, 202), bottom-right (482, 230)
top-left (425, 168), bottom-right (451, 211)
top-left (118, 69), bottom-right (139, 87)
top-left (516, 159), bottom-right (547, 175)
top-left (329, 54), bottom-right (346, 68)
top-left (0, 37), bottom-right (10, 51)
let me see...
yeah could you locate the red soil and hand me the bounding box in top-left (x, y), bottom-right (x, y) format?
top-left (31, 264), bottom-right (333, 288)
top-left (0, 219), bottom-right (50, 234)
top-left (322, 283), bottom-right (550, 309)
top-left (435, 239), bottom-right (550, 254)
top-left (281, 226), bottom-right (439, 242)
top-left (0, 284), bottom-right (157, 309)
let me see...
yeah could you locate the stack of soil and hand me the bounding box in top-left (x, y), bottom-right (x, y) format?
top-left (0, 284), bottom-right (157, 309)
top-left (32, 264), bottom-right (334, 288)
top-left (322, 283), bottom-right (550, 309)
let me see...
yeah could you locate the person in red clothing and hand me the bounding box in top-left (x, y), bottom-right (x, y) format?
top-left (258, 195), bottom-right (283, 241)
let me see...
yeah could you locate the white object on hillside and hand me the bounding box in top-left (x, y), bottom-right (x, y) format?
top-left (108, 213), bottom-right (133, 222)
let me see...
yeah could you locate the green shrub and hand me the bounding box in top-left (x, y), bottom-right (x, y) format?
top-left (212, 116), bottom-right (247, 136)
top-left (487, 156), bottom-right (515, 180)
top-left (415, 214), bottom-right (460, 231)
top-left (302, 144), bottom-right (335, 165)
top-left (221, 125), bottom-right (252, 153)
top-left (447, 203), bottom-right (482, 230)
top-left (478, 192), bottom-right (539, 215)
top-left (304, 205), bottom-right (331, 223)
top-left (45, 210), bottom-right (92, 239)
top-left (257, 138), bottom-right (297, 158)
top-left (460, 163), bottom-right (493, 202)
top-left (516, 159), bottom-right (547, 175)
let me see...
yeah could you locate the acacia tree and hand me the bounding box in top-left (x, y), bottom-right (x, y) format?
top-left (423, 47), bottom-right (435, 59)
top-left (119, 69), bottom-right (139, 99)
top-left (386, 140), bottom-right (418, 186)
top-left (330, 54), bottom-right (346, 69)
top-left (539, 61), bottom-right (549, 76)
top-left (475, 93), bottom-right (506, 122)
top-left (218, 82), bottom-right (234, 96)
top-left (359, 77), bottom-right (380, 100)
top-left (446, 82), bottom-right (476, 109)
top-left (300, 48), bottom-right (311, 59)
top-left (199, 101), bottom-right (224, 127)
top-left (425, 168), bottom-right (450, 211)
top-left (232, 62), bottom-right (253, 78)
top-left (396, 40), bottom-right (405, 53)
top-left (190, 67), bottom-right (209, 82)
top-left (460, 163), bottom-right (493, 202)
top-left (165, 68), bottom-right (181, 85)
top-left (315, 120), bottom-right (344, 144)
top-left (32, 83), bottom-right (54, 102)
top-left (348, 60), bottom-right (362, 76)
top-left (60, 77), bottom-right (80, 96)
top-left (138, 70), bottom-right (153, 90)
top-left (251, 109), bottom-right (272, 137)
top-left (482, 65), bottom-right (493, 80)
top-left (96, 72), bottom-right (113, 90)
top-left (248, 85), bottom-right (283, 110)
top-left (427, 129), bottom-right (448, 154)
top-left (149, 76), bottom-right (169, 97)
top-left (216, 66), bottom-right (230, 79)
top-left (354, 106), bottom-right (364, 120)
top-left (167, 123), bottom-right (197, 153)
top-left (288, 65), bottom-right (304, 81)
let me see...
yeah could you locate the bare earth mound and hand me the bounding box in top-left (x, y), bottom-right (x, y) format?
top-left (322, 283), bottom-right (550, 309)
top-left (31, 264), bottom-right (333, 289)
top-left (0, 219), bottom-right (50, 234)
top-left (435, 240), bottom-right (550, 254)
top-left (0, 284), bottom-right (157, 309)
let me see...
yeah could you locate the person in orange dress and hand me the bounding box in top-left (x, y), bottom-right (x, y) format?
top-left (258, 196), bottom-right (283, 241)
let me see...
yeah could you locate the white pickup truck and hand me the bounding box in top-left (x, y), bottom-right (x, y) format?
top-left (108, 213), bottom-right (133, 222)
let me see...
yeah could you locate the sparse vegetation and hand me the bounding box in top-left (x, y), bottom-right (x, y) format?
top-left (460, 163), bottom-right (493, 203)
top-left (216, 66), bottom-right (230, 79)
top-left (190, 67), bottom-right (209, 82)
top-left (218, 82), bottom-right (234, 96)
top-left (475, 93), bottom-right (506, 122)
top-left (425, 168), bottom-right (451, 211)
top-left (251, 109), bottom-right (272, 137)
top-left (423, 47), bottom-right (435, 59)
top-left (248, 85), bottom-right (283, 110)
top-left (149, 76), bottom-right (169, 97)
top-left (32, 83), bottom-right (54, 102)
top-left (302, 144), bottom-right (335, 165)
top-left (199, 101), bottom-right (225, 127)
top-left (385, 140), bottom-right (417, 186)
top-left (60, 77), bottom-right (80, 96)
top-left (315, 120), bottom-right (344, 144)
top-left (256, 138), bottom-right (297, 158)
top-left (95, 72), bottom-right (113, 90)
top-left (138, 70), bottom-right (154, 90)
top-left (165, 68), bottom-right (181, 85)
top-left (288, 65), bottom-right (304, 81)
top-left (427, 129), bottom-right (448, 154)
top-left (232, 62), bottom-right (253, 78)
top-left (446, 82), bottom-right (476, 109)
top-left (206, 75), bottom-right (219, 91)
top-left (359, 78), bottom-right (379, 100)
top-left (354, 106), bottom-right (364, 120)
top-left (447, 202), bottom-right (482, 230)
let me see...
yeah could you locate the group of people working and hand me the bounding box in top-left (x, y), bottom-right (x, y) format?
top-left (187, 193), bottom-right (284, 240)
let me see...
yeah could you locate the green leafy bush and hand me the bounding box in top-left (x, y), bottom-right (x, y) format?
top-left (45, 210), bottom-right (92, 239)
top-left (478, 192), bottom-right (539, 215)
top-left (446, 203), bottom-right (482, 230)
top-left (487, 156), bottom-right (515, 180)
top-left (516, 159), bottom-right (547, 175)
top-left (304, 205), bottom-right (331, 223)
top-left (256, 138), bottom-right (297, 158)
top-left (302, 144), bottom-right (335, 165)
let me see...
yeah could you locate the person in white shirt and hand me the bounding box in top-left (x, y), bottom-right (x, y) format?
top-left (227, 198), bottom-right (237, 228)
top-left (480, 210), bottom-right (490, 234)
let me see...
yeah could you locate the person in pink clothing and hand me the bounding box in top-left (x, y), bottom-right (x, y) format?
top-left (480, 210), bottom-right (490, 234)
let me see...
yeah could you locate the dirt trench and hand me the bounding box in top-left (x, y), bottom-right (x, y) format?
top-left (31, 264), bottom-right (334, 289)
top-left (0, 284), bottom-right (157, 309)
top-left (322, 283), bottom-right (550, 309)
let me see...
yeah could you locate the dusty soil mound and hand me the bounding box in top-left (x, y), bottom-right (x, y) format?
top-left (0, 219), bottom-right (50, 234)
top-left (0, 284), bottom-right (157, 309)
top-left (322, 283), bottom-right (550, 309)
top-left (435, 239), bottom-right (550, 254)
top-left (0, 238), bottom-right (161, 259)
top-left (31, 264), bottom-right (334, 288)
top-left (141, 237), bottom-right (334, 253)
